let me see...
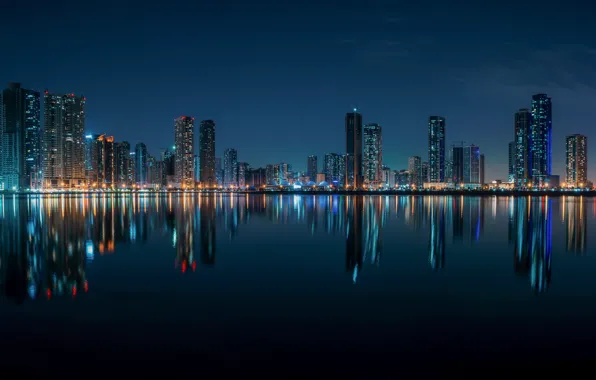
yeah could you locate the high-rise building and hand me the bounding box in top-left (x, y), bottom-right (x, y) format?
top-left (84, 134), bottom-right (114, 188)
top-left (215, 157), bottom-right (223, 186)
top-left (449, 144), bottom-right (464, 185)
top-left (463, 145), bottom-right (480, 185)
top-left (43, 91), bottom-right (86, 188)
top-left (324, 153), bottom-right (345, 185)
top-left (408, 156), bottom-right (422, 187)
top-left (135, 143), bottom-right (147, 185)
top-left (530, 94), bottom-right (552, 186)
top-left (115, 141), bottom-right (131, 186)
top-left (363, 123), bottom-right (383, 187)
top-left (1, 83), bottom-right (41, 189)
top-left (566, 134), bottom-right (588, 188)
top-left (508, 141), bottom-right (515, 183)
top-left (345, 109), bottom-right (363, 188)
top-left (102, 135), bottom-right (115, 187)
top-left (307, 155), bottom-right (317, 181)
top-left (428, 116), bottom-right (446, 183)
top-left (265, 164), bottom-right (274, 185)
top-left (174, 116), bottom-right (194, 188)
top-left (237, 162), bottom-right (249, 187)
top-left (480, 154), bottom-right (485, 186)
top-left (223, 148), bottom-right (238, 187)
top-left (421, 161), bottom-right (430, 184)
top-left (514, 108), bottom-right (531, 187)
top-left (199, 120), bottom-right (216, 187)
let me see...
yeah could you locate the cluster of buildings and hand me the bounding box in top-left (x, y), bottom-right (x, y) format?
top-left (0, 83), bottom-right (589, 191)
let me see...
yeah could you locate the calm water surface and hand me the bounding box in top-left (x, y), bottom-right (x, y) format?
top-left (1, 194), bottom-right (595, 370)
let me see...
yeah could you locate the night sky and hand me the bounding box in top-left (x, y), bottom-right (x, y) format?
top-left (2, 0), bottom-right (595, 181)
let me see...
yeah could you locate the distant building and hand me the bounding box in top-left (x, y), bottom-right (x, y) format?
top-left (215, 157), bottom-right (223, 186)
top-left (199, 120), bottom-right (216, 187)
top-left (508, 141), bottom-right (515, 183)
top-left (223, 148), bottom-right (238, 187)
top-left (174, 116), bottom-right (195, 188)
top-left (421, 161), bottom-right (430, 184)
top-left (247, 167), bottom-right (266, 187)
top-left (514, 108), bottom-right (531, 187)
top-left (530, 94), bottom-right (552, 186)
top-left (363, 123), bottom-right (383, 187)
top-left (396, 170), bottom-right (410, 187)
top-left (408, 156), bottom-right (422, 187)
top-left (307, 155), bottom-right (317, 181)
top-left (115, 141), bottom-right (131, 187)
top-left (135, 142), bottom-right (147, 185)
top-left (324, 153), bottom-right (345, 185)
top-left (237, 162), bottom-right (249, 187)
top-left (480, 154), bottom-right (485, 186)
top-left (428, 116), bottom-right (446, 183)
top-left (565, 134), bottom-right (588, 187)
top-left (345, 109), bottom-right (363, 188)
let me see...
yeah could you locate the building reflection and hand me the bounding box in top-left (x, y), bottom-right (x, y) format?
top-left (563, 197), bottom-right (587, 255)
top-left (511, 197), bottom-right (552, 293)
top-left (200, 196), bottom-right (216, 265)
top-left (428, 196), bottom-right (446, 271)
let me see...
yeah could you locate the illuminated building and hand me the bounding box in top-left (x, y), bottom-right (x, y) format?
top-left (237, 162), bottom-right (249, 187)
top-left (479, 154), bottom-right (485, 186)
top-left (565, 134), bottom-right (587, 187)
top-left (449, 144), bottom-right (464, 184)
top-left (1, 83), bottom-right (41, 189)
top-left (514, 108), bottom-right (531, 187)
top-left (530, 94), bottom-right (552, 186)
top-left (428, 116), bottom-right (446, 183)
top-left (43, 91), bottom-right (86, 188)
top-left (135, 142), bottom-right (147, 185)
top-left (174, 116), bottom-right (195, 188)
top-left (408, 156), bottom-right (422, 187)
top-left (508, 141), bottom-right (515, 183)
top-left (307, 155), bottom-right (317, 181)
top-left (115, 141), bottom-right (131, 186)
top-left (199, 120), bottom-right (216, 187)
top-left (215, 157), bottom-right (223, 186)
top-left (324, 153), bottom-right (344, 185)
top-left (223, 148), bottom-right (238, 187)
top-left (421, 161), bottom-right (429, 184)
top-left (345, 109), bottom-right (363, 188)
top-left (463, 145), bottom-right (480, 185)
top-left (363, 123), bottom-right (383, 187)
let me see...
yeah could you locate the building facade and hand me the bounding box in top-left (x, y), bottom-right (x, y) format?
top-left (345, 110), bottom-right (363, 188)
top-left (530, 94), bottom-right (552, 186)
top-left (428, 116), bottom-right (446, 183)
top-left (408, 156), bottom-right (422, 187)
top-left (174, 116), bottom-right (194, 188)
top-left (223, 148), bottom-right (238, 187)
top-left (199, 120), bottom-right (216, 187)
top-left (565, 134), bottom-right (587, 188)
top-left (363, 123), bottom-right (383, 187)
top-left (514, 108), bottom-right (531, 187)
top-left (307, 155), bottom-right (317, 181)
top-left (135, 143), bottom-right (148, 186)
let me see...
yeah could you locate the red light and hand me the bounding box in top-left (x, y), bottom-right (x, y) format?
top-left (46, 289), bottom-right (51, 300)
top-left (181, 261), bottom-right (187, 273)
top-left (72, 286), bottom-right (77, 297)
top-left (192, 261), bottom-right (196, 271)
top-left (84, 281), bottom-right (89, 292)
top-left (71, 93), bottom-right (74, 97)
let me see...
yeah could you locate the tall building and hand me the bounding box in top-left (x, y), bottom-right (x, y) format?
top-left (174, 116), bottom-right (194, 188)
top-left (363, 123), bottom-right (383, 187)
top-left (307, 155), bottom-right (317, 181)
top-left (449, 144), bottom-right (464, 184)
top-left (237, 162), bottom-right (249, 187)
top-left (530, 94), bottom-right (552, 186)
top-left (215, 157), bottom-right (223, 186)
top-left (508, 141), bottom-right (515, 183)
top-left (421, 161), bottom-right (430, 184)
top-left (480, 154), bottom-right (485, 186)
top-left (324, 153), bottom-right (345, 185)
top-left (408, 156), bottom-right (422, 187)
top-left (223, 148), bottom-right (238, 187)
top-left (199, 120), bottom-right (216, 187)
top-left (135, 142), bottom-right (147, 185)
top-left (514, 108), bottom-right (531, 187)
top-left (1, 83), bottom-right (41, 189)
top-left (345, 109), bottom-right (363, 188)
top-left (566, 134), bottom-right (587, 188)
top-left (115, 141), bottom-right (131, 186)
top-left (463, 145), bottom-right (480, 185)
top-left (43, 91), bottom-right (86, 188)
top-left (428, 116), bottom-right (446, 183)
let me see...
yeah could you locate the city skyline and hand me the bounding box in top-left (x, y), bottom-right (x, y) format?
top-left (2, 1), bottom-right (595, 182)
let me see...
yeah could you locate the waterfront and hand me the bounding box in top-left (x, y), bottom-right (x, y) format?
top-left (1, 194), bottom-right (596, 371)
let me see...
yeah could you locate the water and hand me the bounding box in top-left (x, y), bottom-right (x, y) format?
top-left (1, 194), bottom-right (595, 371)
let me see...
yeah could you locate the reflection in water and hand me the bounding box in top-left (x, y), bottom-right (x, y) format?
top-left (0, 194), bottom-right (579, 303)
top-left (510, 197), bottom-right (552, 293)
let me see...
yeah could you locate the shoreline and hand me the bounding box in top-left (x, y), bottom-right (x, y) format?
top-left (1, 189), bottom-right (594, 197)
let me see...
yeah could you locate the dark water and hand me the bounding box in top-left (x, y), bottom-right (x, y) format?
top-left (1, 194), bottom-right (595, 372)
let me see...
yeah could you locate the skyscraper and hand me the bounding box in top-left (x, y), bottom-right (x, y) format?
top-left (514, 108), bottom-right (531, 187)
top-left (508, 141), bottom-right (515, 183)
top-left (1, 83), bottom-right (41, 189)
top-left (428, 116), bottom-right (446, 183)
top-left (223, 148), bottom-right (238, 187)
top-left (463, 145), bottom-right (480, 185)
top-left (408, 156), bottom-right (422, 187)
top-left (115, 141), bottom-right (131, 186)
top-left (566, 134), bottom-right (587, 188)
top-left (530, 94), bottom-right (552, 186)
top-left (421, 161), bottom-right (430, 184)
top-left (215, 157), bottom-right (223, 186)
top-left (363, 123), bottom-right (383, 187)
top-left (135, 142), bottom-right (147, 185)
top-left (174, 116), bottom-right (194, 188)
top-left (480, 154), bottom-right (485, 186)
top-left (43, 91), bottom-right (86, 188)
top-left (449, 144), bottom-right (464, 185)
top-left (307, 155), bottom-right (317, 181)
top-left (199, 120), bottom-right (216, 187)
top-left (324, 153), bottom-right (345, 185)
top-left (237, 162), bottom-right (249, 187)
top-left (345, 109), bottom-right (363, 188)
